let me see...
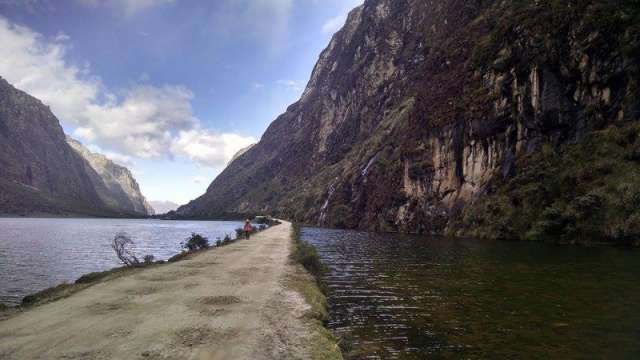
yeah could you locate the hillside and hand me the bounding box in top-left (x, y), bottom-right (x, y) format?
top-left (0, 77), bottom-right (150, 217)
top-left (67, 138), bottom-right (154, 216)
top-left (177, 0), bottom-right (639, 244)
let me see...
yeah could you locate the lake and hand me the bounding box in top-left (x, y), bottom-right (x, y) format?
top-left (0, 218), bottom-right (243, 305)
top-left (301, 227), bottom-right (640, 359)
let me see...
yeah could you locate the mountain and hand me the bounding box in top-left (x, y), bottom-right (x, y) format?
top-left (229, 144), bottom-right (255, 164)
top-left (0, 77), bottom-right (149, 217)
top-left (67, 138), bottom-right (154, 216)
top-left (177, 0), bottom-right (639, 245)
top-left (148, 200), bottom-right (179, 215)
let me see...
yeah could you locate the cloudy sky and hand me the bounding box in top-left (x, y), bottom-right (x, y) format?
top-left (0, 0), bottom-right (362, 206)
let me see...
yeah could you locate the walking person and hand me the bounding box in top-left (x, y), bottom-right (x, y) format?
top-left (243, 219), bottom-right (253, 239)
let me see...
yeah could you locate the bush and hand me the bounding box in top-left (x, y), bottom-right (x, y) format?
top-left (291, 224), bottom-right (327, 281)
top-left (76, 270), bottom-right (116, 284)
top-left (235, 227), bottom-right (244, 238)
top-left (258, 224), bottom-right (267, 231)
top-left (111, 233), bottom-right (139, 266)
top-left (143, 255), bottom-right (155, 264)
top-left (168, 251), bottom-right (189, 263)
top-left (292, 239), bottom-right (327, 278)
top-left (182, 233), bottom-right (209, 251)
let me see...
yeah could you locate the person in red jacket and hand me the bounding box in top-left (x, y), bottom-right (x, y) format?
top-left (243, 219), bottom-right (253, 239)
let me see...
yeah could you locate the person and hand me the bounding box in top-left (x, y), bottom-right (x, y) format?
top-left (243, 219), bottom-right (253, 239)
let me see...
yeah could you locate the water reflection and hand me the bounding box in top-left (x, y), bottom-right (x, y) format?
top-left (302, 227), bottom-right (640, 359)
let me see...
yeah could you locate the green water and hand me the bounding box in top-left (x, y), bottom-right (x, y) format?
top-left (302, 227), bottom-right (640, 359)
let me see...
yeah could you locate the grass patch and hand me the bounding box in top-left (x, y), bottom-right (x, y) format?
top-left (456, 122), bottom-right (640, 245)
top-left (20, 263), bottom-right (161, 308)
top-left (291, 227), bottom-right (328, 279)
top-left (289, 223), bottom-right (342, 360)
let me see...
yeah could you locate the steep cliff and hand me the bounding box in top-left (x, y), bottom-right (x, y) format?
top-left (0, 77), bottom-right (148, 217)
top-left (0, 77), bottom-right (107, 215)
top-left (177, 0), bottom-right (639, 244)
top-left (67, 138), bottom-right (154, 216)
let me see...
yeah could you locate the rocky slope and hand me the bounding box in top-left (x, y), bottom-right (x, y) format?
top-left (177, 0), bottom-right (639, 244)
top-left (0, 77), bottom-right (149, 217)
top-left (67, 138), bottom-right (154, 216)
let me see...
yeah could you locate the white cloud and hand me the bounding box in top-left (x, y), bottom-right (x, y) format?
top-left (0, 16), bottom-right (254, 169)
top-left (77, 85), bottom-right (197, 158)
top-left (77, 0), bottom-right (175, 16)
top-left (171, 129), bottom-right (256, 168)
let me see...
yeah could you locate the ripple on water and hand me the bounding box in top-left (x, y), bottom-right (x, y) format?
top-left (302, 227), bottom-right (640, 359)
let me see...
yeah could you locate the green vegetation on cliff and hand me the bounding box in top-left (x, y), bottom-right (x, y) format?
top-left (456, 121), bottom-right (640, 245)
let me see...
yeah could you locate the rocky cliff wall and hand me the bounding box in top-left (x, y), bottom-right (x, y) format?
top-left (67, 138), bottom-right (154, 216)
top-left (177, 0), bottom-right (639, 243)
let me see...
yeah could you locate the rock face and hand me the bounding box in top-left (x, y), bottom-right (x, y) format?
top-left (229, 144), bottom-right (255, 164)
top-left (67, 138), bottom-right (154, 216)
top-left (177, 0), bottom-right (639, 240)
top-left (0, 77), bottom-right (150, 216)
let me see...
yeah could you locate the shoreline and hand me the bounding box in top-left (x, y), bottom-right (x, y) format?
top-left (0, 221), bottom-right (341, 359)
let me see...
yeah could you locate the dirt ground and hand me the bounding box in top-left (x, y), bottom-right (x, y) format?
top-left (0, 221), bottom-right (318, 359)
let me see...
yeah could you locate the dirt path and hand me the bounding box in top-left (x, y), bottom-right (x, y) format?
top-left (0, 221), bottom-right (317, 360)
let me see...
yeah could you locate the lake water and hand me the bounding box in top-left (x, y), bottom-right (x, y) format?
top-left (0, 218), bottom-right (243, 305)
top-left (301, 227), bottom-right (640, 359)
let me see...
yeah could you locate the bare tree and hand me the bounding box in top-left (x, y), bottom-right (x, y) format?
top-left (111, 233), bottom-right (140, 266)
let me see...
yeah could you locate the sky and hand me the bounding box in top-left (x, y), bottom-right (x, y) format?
top-left (0, 0), bottom-right (362, 207)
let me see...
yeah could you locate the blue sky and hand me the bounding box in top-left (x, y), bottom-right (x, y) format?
top-left (0, 0), bottom-right (361, 208)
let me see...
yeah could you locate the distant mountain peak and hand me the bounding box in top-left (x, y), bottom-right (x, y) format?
top-left (149, 200), bottom-right (180, 215)
top-left (67, 137), bottom-right (154, 216)
top-left (0, 77), bottom-right (153, 216)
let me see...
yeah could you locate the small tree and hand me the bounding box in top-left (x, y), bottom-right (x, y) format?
top-left (182, 233), bottom-right (209, 251)
top-left (111, 233), bottom-right (139, 266)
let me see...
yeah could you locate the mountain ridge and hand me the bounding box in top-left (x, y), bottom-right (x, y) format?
top-left (0, 77), bottom-right (151, 217)
top-left (67, 137), bottom-right (154, 216)
top-left (177, 0), bottom-right (639, 244)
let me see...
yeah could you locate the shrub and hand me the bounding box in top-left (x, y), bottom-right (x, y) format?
top-left (22, 283), bottom-right (74, 306)
top-left (258, 224), bottom-right (267, 231)
top-left (222, 234), bottom-right (233, 245)
top-left (293, 239), bottom-right (327, 278)
top-left (111, 233), bottom-right (139, 266)
top-left (168, 251), bottom-right (189, 263)
top-left (182, 233), bottom-right (209, 251)
top-left (76, 270), bottom-right (114, 284)
top-left (143, 255), bottom-right (155, 264)
top-left (216, 239), bottom-right (222, 247)
top-left (235, 227), bottom-right (244, 238)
